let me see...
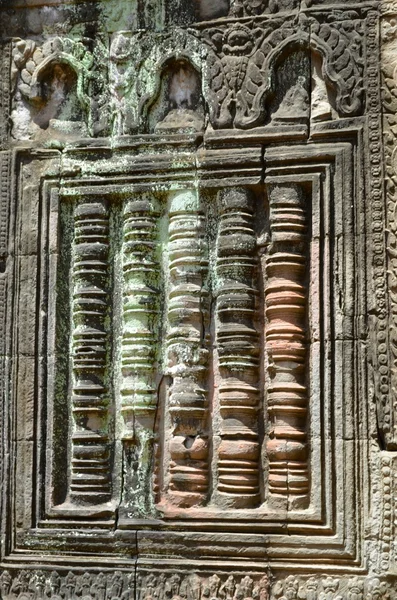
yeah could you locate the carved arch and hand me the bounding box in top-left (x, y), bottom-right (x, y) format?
top-left (236, 33), bottom-right (310, 129)
top-left (136, 30), bottom-right (215, 132)
top-left (310, 33), bottom-right (363, 117)
top-left (205, 21), bottom-right (363, 129)
top-left (13, 37), bottom-right (95, 130)
top-left (27, 53), bottom-right (90, 114)
top-left (241, 33), bottom-right (362, 128)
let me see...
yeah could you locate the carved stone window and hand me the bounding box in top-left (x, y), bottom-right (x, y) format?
top-left (9, 130), bottom-right (359, 555)
top-left (0, 1), bottom-right (392, 596)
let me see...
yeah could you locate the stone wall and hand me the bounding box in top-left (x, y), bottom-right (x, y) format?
top-left (0, 0), bottom-right (396, 597)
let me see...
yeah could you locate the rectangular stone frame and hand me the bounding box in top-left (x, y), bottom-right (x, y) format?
top-left (0, 126), bottom-right (369, 575)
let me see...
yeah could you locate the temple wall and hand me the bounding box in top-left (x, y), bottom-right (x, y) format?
top-left (0, 0), bottom-right (396, 597)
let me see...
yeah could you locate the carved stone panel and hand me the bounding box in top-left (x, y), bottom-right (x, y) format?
top-left (0, 0), bottom-right (395, 596)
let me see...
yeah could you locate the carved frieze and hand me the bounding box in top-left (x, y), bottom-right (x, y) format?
top-left (0, 570), bottom-right (393, 600)
top-left (271, 576), bottom-right (392, 600)
top-left (0, 570), bottom-right (134, 600)
top-left (9, 9), bottom-right (367, 137)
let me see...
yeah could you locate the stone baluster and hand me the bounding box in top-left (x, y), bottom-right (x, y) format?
top-left (166, 189), bottom-right (209, 508)
top-left (215, 188), bottom-right (260, 509)
top-left (70, 201), bottom-right (111, 503)
top-left (120, 196), bottom-right (160, 515)
top-left (265, 183), bottom-right (309, 505)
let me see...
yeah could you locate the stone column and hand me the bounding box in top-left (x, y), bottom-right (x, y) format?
top-left (120, 195), bottom-right (160, 516)
top-left (265, 183), bottom-right (309, 507)
top-left (215, 188), bottom-right (260, 509)
top-left (70, 201), bottom-right (111, 504)
top-left (165, 189), bottom-right (209, 508)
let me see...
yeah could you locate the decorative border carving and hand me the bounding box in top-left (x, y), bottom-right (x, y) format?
top-left (0, 570), bottom-right (134, 600)
top-left (0, 41), bottom-right (11, 146)
top-left (380, 5), bottom-right (397, 447)
top-left (0, 570), bottom-right (392, 600)
top-left (379, 454), bottom-right (393, 573)
top-left (0, 151), bottom-right (10, 258)
top-left (137, 572), bottom-right (270, 600)
top-left (271, 575), bottom-right (391, 600)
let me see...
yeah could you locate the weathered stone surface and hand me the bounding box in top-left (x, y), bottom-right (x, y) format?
top-left (0, 0), bottom-right (396, 596)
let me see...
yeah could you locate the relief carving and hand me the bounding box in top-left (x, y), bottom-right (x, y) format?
top-left (176, 0), bottom-right (305, 22)
top-left (201, 11), bottom-right (364, 129)
top-left (0, 570), bottom-right (134, 600)
top-left (0, 0), bottom-right (393, 593)
top-left (229, 0), bottom-right (299, 17)
top-left (206, 23), bottom-right (257, 129)
top-left (109, 32), bottom-right (138, 136)
top-left (271, 577), bottom-right (391, 600)
top-left (0, 572), bottom-right (393, 600)
top-left (0, 42), bottom-right (11, 144)
top-left (310, 11), bottom-right (364, 117)
top-left (11, 37), bottom-right (106, 138)
top-left (381, 4), bottom-right (397, 447)
top-left (135, 30), bottom-right (205, 135)
top-left (137, 573), bottom-right (270, 600)
top-left (153, 61), bottom-right (204, 133)
top-left (7, 10), bottom-right (366, 139)
top-left (270, 75), bottom-right (309, 124)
